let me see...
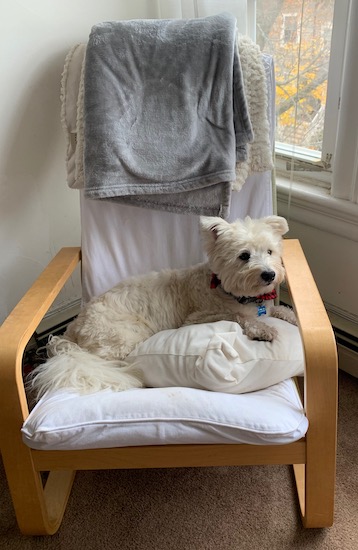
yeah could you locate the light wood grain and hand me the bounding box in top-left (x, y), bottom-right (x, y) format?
top-left (32, 441), bottom-right (306, 471)
top-left (283, 239), bottom-right (338, 527)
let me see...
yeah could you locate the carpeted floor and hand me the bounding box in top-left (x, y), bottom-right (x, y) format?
top-left (1, 370), bottom-right (357, 550)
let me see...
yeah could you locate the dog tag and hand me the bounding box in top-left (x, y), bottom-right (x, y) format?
top-left (257, 305), bottom-right (267, 316)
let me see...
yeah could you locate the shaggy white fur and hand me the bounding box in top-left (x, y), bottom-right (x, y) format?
top-left (30, 216), bottom-right (296, 397)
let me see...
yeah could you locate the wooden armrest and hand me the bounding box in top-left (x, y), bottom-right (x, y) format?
top-left (0, 247), bottom-right (81, 418)
top-left (282, 239), bottom-right (338, 423)
top-left (283, 240), bottom-right (337, 526)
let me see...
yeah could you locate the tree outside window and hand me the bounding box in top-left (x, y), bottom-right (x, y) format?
top-left (256, 0), bottom-right (335, 154)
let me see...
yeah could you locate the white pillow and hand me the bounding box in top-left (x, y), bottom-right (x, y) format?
top-left (127, 317), bottom-right (304, 394)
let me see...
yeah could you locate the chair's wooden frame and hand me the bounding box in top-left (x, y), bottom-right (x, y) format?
top-left (0, 240), bottom-right (338, 535)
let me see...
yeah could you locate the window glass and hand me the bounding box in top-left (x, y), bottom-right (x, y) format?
top-left (256, 0), bottom-right (335, 156)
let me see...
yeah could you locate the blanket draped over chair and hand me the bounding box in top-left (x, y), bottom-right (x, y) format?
top-left (60, 13), bottom-right (273, 217)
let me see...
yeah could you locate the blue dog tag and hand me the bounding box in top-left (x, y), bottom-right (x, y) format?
top-left (257, 304), bottom-right (267, 316)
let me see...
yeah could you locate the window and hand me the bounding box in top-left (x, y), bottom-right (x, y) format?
top-left (257, 1), bottom-right (335, 182)
top-left (157, 0), bottom-right (358, 204)
top-left (282, 14), bottom-right (298, 44)
top-left (257, 0), bottom-right (358, 205)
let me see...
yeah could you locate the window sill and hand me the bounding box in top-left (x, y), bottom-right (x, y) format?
top-left (276, 176), bottom-right (358, 242)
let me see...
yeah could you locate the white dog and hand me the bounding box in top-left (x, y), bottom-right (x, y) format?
top-left (31, 215), bottom-right (296, 397)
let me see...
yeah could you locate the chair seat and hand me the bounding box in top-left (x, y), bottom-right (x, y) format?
top-left (22, 379), bottom-right (308, 450)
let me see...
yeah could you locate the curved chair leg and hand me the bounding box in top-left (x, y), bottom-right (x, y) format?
top-left (283, 240), bottom-right (338, 528)
top-left (294, 452), bottom-right (335, 528)
top-left (0, 248), bottom-right (81, 534)
top-left (2, 444), bottom-right (75, 535)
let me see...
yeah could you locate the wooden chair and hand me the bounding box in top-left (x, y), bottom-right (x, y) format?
top-left (0, 233), bottom-right (337, 535)
top-left (0, 42), bottom-right (337, 535)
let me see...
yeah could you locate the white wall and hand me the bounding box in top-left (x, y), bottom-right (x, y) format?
top-left (0, 0), bottom-right (159, 324)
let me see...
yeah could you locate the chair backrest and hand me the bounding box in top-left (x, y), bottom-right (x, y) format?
top-left (80, 55), bottom-right (275, 302)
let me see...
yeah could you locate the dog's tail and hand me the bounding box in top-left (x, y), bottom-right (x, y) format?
top-left (28, 336), bottom-right (143, 399)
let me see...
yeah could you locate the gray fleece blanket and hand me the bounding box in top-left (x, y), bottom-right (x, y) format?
top-left (83, 13), bottom-right (253, 218)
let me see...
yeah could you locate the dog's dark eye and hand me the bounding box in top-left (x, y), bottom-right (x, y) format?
top-left (239, 251), bottom-right (250, 262)
top-left (267, 249), bottom-right (272, 255)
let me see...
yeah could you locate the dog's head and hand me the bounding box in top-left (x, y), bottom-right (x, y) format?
top-left (200, 215), bottom-right (288, 297)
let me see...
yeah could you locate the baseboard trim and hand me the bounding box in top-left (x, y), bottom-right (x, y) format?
top-left (337, 344), bottom-right (358, 377)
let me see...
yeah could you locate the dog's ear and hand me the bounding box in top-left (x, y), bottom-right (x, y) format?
top-left (262, 216), bottom-right (289, 236)
top-left (200, 216), bottom-right (230, 241)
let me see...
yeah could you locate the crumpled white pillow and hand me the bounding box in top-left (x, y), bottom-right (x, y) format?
top-left (127, 317), bottom-right (304, 394)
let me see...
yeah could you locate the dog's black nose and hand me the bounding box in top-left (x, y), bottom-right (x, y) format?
top-left (261, 270), bottom-right (276, 283)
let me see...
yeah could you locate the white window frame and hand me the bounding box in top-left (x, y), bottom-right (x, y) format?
top-left (322, 0), bottom-right (350, 171)
top-left (329, 0), bottom-right (358, 202)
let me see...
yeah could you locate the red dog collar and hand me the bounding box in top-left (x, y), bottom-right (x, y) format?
top-left (210, 273), bottom-right (277, 304)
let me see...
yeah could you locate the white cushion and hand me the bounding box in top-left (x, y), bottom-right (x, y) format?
top-left (127, 318), bottom-right (304, 394)
top-left (22, 379), bottom-right (308, 450)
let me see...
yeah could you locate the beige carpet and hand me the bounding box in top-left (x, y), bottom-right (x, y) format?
top-left (1, 370), bottom-right (357, 549)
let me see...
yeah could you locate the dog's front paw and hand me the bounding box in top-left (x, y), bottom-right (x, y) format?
top-left (270, 305), bottom-right (297, 326)
top-left (242, 320), bottom-right (278, 342)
